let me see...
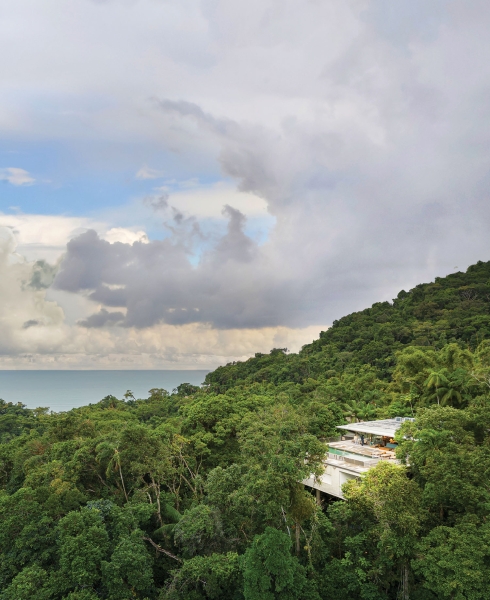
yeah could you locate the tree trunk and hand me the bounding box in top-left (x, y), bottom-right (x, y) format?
top-left (295, 521), bottom-right (300, 555)
top-left (118, 464), bottom-right (129, 503)
top-left (401, 561), bottom-right (410, 600)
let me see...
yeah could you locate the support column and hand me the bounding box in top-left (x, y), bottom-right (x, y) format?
top-left (316, 488), bottom-right (321, 506)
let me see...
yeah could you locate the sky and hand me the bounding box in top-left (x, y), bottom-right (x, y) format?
top-left (1, 0), bottom-right (490, 369)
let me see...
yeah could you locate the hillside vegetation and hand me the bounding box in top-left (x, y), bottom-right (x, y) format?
top-left (3, 262), bottom-right (490, 599)
top-left (207, 259), bottom-right (490, 390)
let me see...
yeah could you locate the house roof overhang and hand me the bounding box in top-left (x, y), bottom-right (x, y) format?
top-left (337, 419), bottom-right (404, 438)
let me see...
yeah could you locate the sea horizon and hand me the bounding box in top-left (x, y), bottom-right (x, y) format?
top-left (0, 370), bottom-right (209, 412)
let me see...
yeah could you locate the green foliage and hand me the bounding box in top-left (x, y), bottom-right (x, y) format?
top-left (205, 260), bottom-right (490, 390)
top-left (397, 406), bottom-right (490, 523)
top-left (241, 528), bottom-right (309, 600)
top-left (413, 517), bottom-right (490, 600)
top-left (174, 505), bottom-right (224, 558)
top-left (0, 399), bottom-right (45, 443)
top-left (1, 565), bottom-right (51, 600)
top-left (3, 261), bottom-right (490, 597)
top-left (162, 552), bottom-right (242, 600)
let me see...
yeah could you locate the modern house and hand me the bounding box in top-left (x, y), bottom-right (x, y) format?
top-left (304, 417), bottom-right (414, 499)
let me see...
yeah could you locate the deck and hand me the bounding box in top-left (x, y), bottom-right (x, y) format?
top-left (303, 441), bottom-right (399, 499)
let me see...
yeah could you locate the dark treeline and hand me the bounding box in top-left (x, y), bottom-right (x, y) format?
top-left (3, 262), bottom-right (490, 599)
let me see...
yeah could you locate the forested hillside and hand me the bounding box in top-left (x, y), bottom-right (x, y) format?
top-left (206, 259), bottom-right (490, 391)
top-left (3, 262), bottom-right (490, 599)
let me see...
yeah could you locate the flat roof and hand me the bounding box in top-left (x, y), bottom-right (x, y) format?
top-left (337, 418), bottom-right (411, 438)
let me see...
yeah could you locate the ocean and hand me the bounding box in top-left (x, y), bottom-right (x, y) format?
top-left (0, 370), bottom-right (209, 412)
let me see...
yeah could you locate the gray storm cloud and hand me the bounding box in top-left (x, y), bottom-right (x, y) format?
top-left (45, 0), bottom-right (490, 333)
top-left (54, 207), bottom-right (302, 329)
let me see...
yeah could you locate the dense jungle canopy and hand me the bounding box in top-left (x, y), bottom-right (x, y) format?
top-left (3, 260), bottom-right (490, 599)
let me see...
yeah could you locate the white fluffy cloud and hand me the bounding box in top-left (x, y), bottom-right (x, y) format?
top-left (0, 228), bottom-right (64, 353)
top-left (0, 168), bottom-right (35, 186)
top-left (0, 214), bottom-right (150, 262)
top-left (136, 166), bottom-right (165, 180)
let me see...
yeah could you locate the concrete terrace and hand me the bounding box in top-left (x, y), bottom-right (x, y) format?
top-left (304, 417), bottom-right (408, 500)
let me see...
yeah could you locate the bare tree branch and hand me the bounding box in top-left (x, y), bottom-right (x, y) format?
top-left (142, 537), bottom-right (182, 562)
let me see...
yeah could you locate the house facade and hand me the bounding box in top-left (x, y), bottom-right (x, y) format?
top-left (304, 417), bottom-right (413, 499)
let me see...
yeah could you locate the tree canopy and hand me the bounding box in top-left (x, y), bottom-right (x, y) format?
top-left (3, 261), bottom-right (490, 598)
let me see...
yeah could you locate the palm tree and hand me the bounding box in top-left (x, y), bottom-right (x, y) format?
top-left (106, 446), bottom-right (129, 503)
top-left (342, 399), bottom-right (362, 422)
top-left (357, 402), bottom-right (377, 422)
top-left (425, 369), bottom-right (465, 407)
top-left (342, 400), bottom-right (376, 422)
top-left (440, 387), bottom-right (462, 407)
top-left (425, 370), bottom-right (449, 405)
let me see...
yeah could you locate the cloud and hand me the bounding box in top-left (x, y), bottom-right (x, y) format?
top-left (29, 260), bottom-right (58, 290)
top-left (0, 321), bottom-right (325, 370)
top-left (78, 308), bottom-right (125, 328)
top-left (23, 319), bottom-right (40, 329)
top-left (102, 228), bottom-right (149, 245)
top-left (2, 0), bottom-right (490, 368)
top-left (54, 206), bottom-right (292, 329)
top-left (0, 168), bottom-right (35, 186)
top-left (143, 183), bottom-right (271, 220)
top-left (216, 205), bottom-right (256, 263)
top-left (0, 224), bottom-right (323, 369)
top-left (143, 192), bottom-right (169, 212)
top-left (52, 0), bottom-right (490, 335)
top-left (0, 214), bottom-right (150, 262)
top-left (0, 227), bottom-right (65, 354)
top-left (149, 2), bottom-right (490, 326)
top-left (136, 165), bottom-right (165, 180)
